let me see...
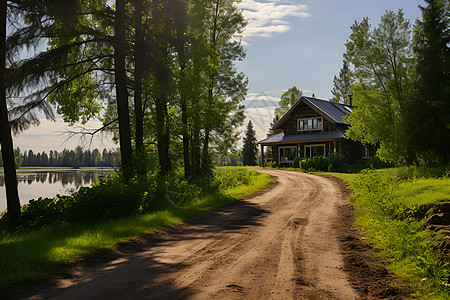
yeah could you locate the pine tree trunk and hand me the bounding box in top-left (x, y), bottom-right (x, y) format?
top-left (133, 0), bottom-right (144, 154)
top-left (181, 100), bottom-right (190, 179)
top-left (176, 36), bottom-right (190, 179)
top-left (190, 123), bottom-right (201, 178)
top-left (201, 127), bottom-right (211, 175)
top-left (114, 0), bottom-right (133, 180)
top-left (0, 1), bottom-right (21, 226)
top-left (155, 95), bottom-right (171, 175)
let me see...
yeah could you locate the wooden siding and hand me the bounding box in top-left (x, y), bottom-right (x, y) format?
top-left (278, 102), bottom-right (337, 135)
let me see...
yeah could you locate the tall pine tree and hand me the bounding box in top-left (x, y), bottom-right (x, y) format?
top-left (411, 0), bottom-right (450, 164)
top-left (0, 0), bottom-right (20, 225)
top-left (242, 120), bottom-right (258, 166)
top-left (331, 61), bottom-right (352, 104)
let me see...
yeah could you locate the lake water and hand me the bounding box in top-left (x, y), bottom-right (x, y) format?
top-left (0, 169), bottom-right (115, 213)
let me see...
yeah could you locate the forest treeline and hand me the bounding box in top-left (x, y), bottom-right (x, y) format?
top-left (0, 0), bottom-right (248, 225)
top-left (0, 147), bottom-right (119, 168)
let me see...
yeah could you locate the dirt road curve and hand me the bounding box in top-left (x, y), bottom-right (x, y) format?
top-left (11, 169), bottom-right (406, 299)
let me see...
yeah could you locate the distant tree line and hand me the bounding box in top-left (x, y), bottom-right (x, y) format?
top-left (0, 146), bottom-right (119, 168)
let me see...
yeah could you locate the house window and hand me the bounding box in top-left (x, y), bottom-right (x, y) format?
top-left (304, 144), bottom-right (325, 158)
top-left (298, 117), bottom-right (322, 132)
top-left (279, 146), bottom-right (297, 163)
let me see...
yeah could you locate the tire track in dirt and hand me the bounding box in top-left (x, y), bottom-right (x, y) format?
top-left (9, 169), bottom-right (359, 300)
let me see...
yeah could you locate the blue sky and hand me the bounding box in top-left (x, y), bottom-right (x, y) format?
top-left (13, 0), bottom-right (425, 152)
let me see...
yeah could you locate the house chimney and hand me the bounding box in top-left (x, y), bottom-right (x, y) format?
top-left (348, 94), bottom-right (353, 106)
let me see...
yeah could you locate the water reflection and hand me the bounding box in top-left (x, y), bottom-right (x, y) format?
top-left (0, 169), bottom-right (115, 212)
top-left (0, 170), bottom-right (112, 189)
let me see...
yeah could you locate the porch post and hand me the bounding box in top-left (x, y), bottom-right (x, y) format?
top-left (260, 144), bottom-right (265, 167)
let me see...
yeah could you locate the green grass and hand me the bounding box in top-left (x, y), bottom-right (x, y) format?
top-left (330, 167), bottom-right (450, 299)
top-left (0, 211), bottom-right (180, 288)
top-left (0, 168), bottom-right (272, 290)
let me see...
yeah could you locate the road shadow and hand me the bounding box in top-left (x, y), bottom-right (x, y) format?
top-left (0, 198), bottom-right (271, 300)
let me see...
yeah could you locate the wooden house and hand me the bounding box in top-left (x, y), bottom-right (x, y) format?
top-left (258, 96), bottom-right (368, 166)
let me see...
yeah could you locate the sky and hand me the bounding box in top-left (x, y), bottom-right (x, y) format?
top-left (12, 0), bottom-right (425, 153)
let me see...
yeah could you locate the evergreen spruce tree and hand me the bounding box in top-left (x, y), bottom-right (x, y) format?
top-left (411, 0), bottom-right (450, 164)
top-left (331, 61), bottom-right (352, 103)
top-left (242, 120), bottom-right (258, 166)
top-left (267, 115), bottom-right (280, 137)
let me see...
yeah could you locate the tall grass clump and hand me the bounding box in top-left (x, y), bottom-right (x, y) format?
top-left (350, 167), bottom-right (450, 298)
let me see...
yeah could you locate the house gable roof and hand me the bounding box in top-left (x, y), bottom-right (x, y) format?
top-left (273, 96), bottom-right (353, 129)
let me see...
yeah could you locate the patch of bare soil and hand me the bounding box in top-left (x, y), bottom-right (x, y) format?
top-left (1, 170), bottom-right (412, 299)
top-left (322, 175), bottom-right (413, 299)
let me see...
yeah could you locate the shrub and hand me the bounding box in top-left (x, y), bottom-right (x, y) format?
top-left (390, 165), bottom-right (449, 180)
top-left (299, 155), bottom-right (329, 171)
top-left (362, 156), bottom-right (392, 170)
top-left (18, 174), bottom-right (141, 227)
top-left (65, 178), bottom-right (141, 223)
top-left (292, 157), bottom-right (302, 168)
top-left (19, 197), bottom-right (61, 229)
top-left (265, 161), bottom-right (276, 168)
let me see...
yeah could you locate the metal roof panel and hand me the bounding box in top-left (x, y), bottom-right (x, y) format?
top-left (258, 130), bottom-right (346, 145)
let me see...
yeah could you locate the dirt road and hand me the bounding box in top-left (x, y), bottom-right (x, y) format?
top-left (13, 169), bottom-right (409, 299)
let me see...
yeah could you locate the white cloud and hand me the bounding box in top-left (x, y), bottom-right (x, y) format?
top-left (302, 90), bottom-right (316, 95)
top-left (245, 94), bottom-right (279, 102)
top-left (238, 0), bottom-right (311, 44)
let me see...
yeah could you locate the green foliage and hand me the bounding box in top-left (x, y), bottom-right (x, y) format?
top-left (382, 165), bottom-right (449, 181)
top-left (344, 4), bottom-right (450, 165)
top-left (348, 168), bottom-right (450, 297)
top-left (292, 157), bottom-right (302, 168)
top-left (213, 167), bottom-right (253, 190)
top-left (300, 155), bottom-right (330, 172)
top-left (296, 153), bottom-right (345, 172)
top-left (344, 10), bottom-right (417, 165)
top-left (265, 160), bottom-right (276, 168)
top-left (18, 174), bottom-right (141, 228)
top-left (274, 86), bottom-right (303, 117)
top-left (14, 156), bottom-right (23, 168)
top-left (410, 0), bottom-right (450, 164)
top-left (293, 154), bottom-right (391, 173)
top-left (331, 61), bottom-right (352, 103)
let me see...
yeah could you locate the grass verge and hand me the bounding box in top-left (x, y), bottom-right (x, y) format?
top-left (0, 168), bottom-right (272, 290)
top-left (330, 167), bottom-right (450, 299)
